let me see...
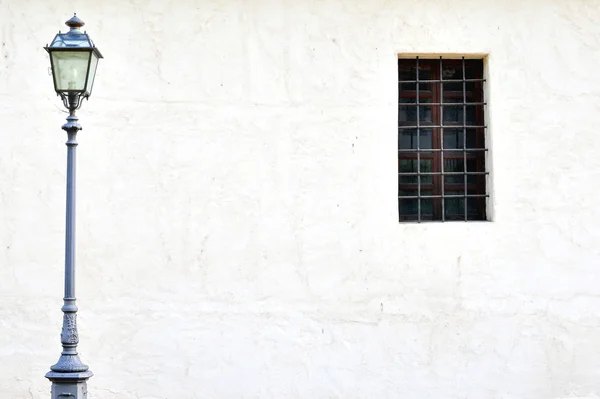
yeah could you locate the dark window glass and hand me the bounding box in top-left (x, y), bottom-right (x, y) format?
top-left (398, 128), bottom-right (433, 150)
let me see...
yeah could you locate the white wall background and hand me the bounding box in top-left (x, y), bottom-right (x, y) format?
top-left (2, 0), bottom-right (600, 398)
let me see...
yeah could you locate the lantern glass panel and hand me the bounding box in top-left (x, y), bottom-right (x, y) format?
top-left (85, 52), bottom-right (99, 95)
top-left (51, 51), bottom-right (91, 92)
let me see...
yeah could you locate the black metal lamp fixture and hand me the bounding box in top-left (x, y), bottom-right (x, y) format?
top-left (45, 14), bottom-right (103, 110)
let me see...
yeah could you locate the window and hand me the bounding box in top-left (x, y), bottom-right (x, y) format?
top-left (398, 57), bottom-right (488, 222)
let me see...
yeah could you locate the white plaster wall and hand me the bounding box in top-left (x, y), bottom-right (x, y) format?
top-left (2, 0), bottom-right (600, 398)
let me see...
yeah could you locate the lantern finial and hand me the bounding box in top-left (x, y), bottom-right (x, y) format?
top-left (65, 14), bottom-right (85, 31)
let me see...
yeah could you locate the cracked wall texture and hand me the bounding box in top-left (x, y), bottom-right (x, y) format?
top-left (1, 0), bottom-right (600, 398)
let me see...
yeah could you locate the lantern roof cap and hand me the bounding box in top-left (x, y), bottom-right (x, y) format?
top-left (45, 14), bottom-right (103, 58)
top-left (65, 14), bottom-right (85, 30)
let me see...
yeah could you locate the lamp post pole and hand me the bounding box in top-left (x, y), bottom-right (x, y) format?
top-left (44, 15), bottom-right (103, 399)
top-left (45, 96), bottom-right (92, 399)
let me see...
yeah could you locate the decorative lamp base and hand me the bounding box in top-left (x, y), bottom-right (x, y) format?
top-left (46, 370), bottom-right (93, 399)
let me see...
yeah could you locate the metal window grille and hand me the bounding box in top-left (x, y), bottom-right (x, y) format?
top-left (398, 57), bottom-right (488, 222)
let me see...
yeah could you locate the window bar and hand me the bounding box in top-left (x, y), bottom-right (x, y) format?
top-left (398, 102), bottom-right (485, 106)
top-left (462, 57), bottom-right (467, 221)
top-left (415, 57), bottom-right (421, 222)
top-left (482, 76), bottom-right (487, 221)
top-left (399, 148), bottom-right (488, 153)
top-left (439, 57), bottom-right (445, 221)
top-left (400, 194), bottom-right (488, 199)
top-left (399, 125), bottom-right (486, 129)
top-left (397, 79), bottom-right (485, 83)
top-left (398, 172), bottom-right (489, 177)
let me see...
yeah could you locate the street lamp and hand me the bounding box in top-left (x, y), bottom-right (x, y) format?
top-left (44, 14), bottom-right (103, 399)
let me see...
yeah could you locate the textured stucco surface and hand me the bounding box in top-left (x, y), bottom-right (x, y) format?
top-left (2, 0), bottom-right (600, 398)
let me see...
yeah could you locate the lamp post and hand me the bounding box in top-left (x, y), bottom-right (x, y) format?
top-left (43, 14), bottom-right (103, 399)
